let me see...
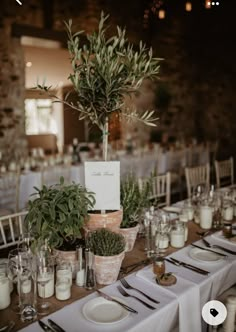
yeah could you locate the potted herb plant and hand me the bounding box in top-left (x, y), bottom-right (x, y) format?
top-left (25, 177), bottom-right (95, 264)
top-left (87, 228), bottom-right (125, 285)
top-left (120, 174), bottom-right (152, 251)
top-left (36, 12), bottom-right (161, 231)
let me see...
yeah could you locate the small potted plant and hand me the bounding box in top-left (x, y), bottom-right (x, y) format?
top-left (87, 228), bottom-right (125, 285)
top-left (120, 174), bottom-right (152, 251)
top-left (25, 177), bottom-right (95, 263)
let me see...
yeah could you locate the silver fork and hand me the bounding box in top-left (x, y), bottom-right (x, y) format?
top-left (117, 285), bottom-right (156, 310)
top-left (120, 278), bottom-right (159, 304)
top-left (202, 238), bottom-right (236, 255)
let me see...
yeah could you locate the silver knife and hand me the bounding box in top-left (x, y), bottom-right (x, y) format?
top-left (191, 243), bottom-right (228, 257)
top-left (38, 320), bottom-right (54, 332)
top-left (170, 257), bottom-right (209, 274)
top-left (165, 258), bottom-right (209, 275)
top-left (48, 320), bottom-right (66, 332)
top-left (96, 289), bottom-right (138, 314)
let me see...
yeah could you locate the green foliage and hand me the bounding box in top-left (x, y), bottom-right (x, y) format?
top-left (120, 174), bottom-right (152, 228)
top-left (36, 12), bottom-right (161, 131)
top-left (87, 228), bottom-right (125, 256)
top-left (25, 176), bottom-right (96, 249)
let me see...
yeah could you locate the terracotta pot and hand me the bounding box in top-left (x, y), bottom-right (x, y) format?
top-left (119, 224), bottom-right (140, 252)
top-left (86, 209), bottom-right (123, 232)
top-left (94, 251), bottom-right (125, 285)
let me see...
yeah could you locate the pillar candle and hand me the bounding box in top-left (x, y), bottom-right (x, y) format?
top-left (200, 206), bottom-right (213, 229)
top-left (55, 282), bottom-right (71, 301)
top-left (170, 230), bottom-right (185, 248)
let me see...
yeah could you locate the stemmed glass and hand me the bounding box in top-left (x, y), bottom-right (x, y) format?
top-left (36, 257), bottom-right (54, 315)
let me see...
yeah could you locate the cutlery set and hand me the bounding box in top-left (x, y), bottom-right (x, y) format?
top-left (38, 319), bottom-right (66, 332)
top-left (165, 257), bottom-right (209, 275)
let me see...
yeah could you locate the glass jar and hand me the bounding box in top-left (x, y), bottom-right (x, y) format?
top-left (153, 256), bottom-right (165, 277)
top-left (222, 199), bottom-right (234, 221)
top-left (199, 200), bottom-right (213, 230)
top-left (170, 221), bottom-right (185, 248)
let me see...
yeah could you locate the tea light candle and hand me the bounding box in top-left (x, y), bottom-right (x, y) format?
top-left (200, 206), bottom-right (213, 229)
top-left (0, 278), bottom-right (10, 310)
top-left (223, 206), bottom-right (234, 221)
top-left (37, 275), bottom-right (54, 298)
top-left (56, 282), bottom-right (71, 301)
top-left (57, 269), bottom-right (72, 286)
top-left (170, 230), bottom-right (185, 248)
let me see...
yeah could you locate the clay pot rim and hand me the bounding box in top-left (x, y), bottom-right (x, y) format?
top-left (88, 208), bottom-right (123, 216)
top-left (53, 248), bottom-right (76, 254)
top-left (94, 251), bottom-right (125, 258)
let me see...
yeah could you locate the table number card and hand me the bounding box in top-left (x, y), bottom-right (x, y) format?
top-left (84, 161), bottom-right (120, 210)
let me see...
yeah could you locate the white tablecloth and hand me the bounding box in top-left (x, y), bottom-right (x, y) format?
top-left (19, 231), bottom-right (236, 332)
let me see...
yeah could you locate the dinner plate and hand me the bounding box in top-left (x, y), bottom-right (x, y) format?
top-left (82, 297), bottom-right (129, 324)
top-left (189, 247), bottom-right (225, 263)
top-left (163, 206), bottom-right (181, 214)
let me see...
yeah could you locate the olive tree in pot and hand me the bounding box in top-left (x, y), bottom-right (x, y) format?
top-left (120, 174), bottom-right (152, 252)
top-left (25, 177), bottom-right (95, 267)
top-left (37, 12), bottom-right (161, 231)
top-left (87, 228), bottom-right (125, 285)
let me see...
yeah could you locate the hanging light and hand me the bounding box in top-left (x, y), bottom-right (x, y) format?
top-left (185, 1), bottom-right (192, 12)
top-left (205, 0), bottom-right (211, 8)
top-left (158, 9), bottom-right (165, 19)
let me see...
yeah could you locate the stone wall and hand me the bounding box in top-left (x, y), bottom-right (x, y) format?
top-left (0, 21), bottom-right (26, 165)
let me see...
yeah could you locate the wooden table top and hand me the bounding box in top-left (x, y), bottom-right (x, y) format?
top-left (0, 221), bottom-right (207, 331)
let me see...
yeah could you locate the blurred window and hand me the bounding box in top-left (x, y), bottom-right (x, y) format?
top-left (25, 99), bottom-right (57, 134)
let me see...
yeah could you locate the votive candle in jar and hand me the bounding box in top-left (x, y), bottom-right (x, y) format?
top-left (55, 279), bottom-right (71, 301)
top-left (200, 206), bottom-right (213, 229)
top-left (0, 277), bottom-right (10, 310)
top-left (37, 273), bottom-right (54, 298)
top-left (222, 202), bottom-right (234, 221)
top-left (56, 264), bottom-right (72, 285)
top-left (170, 222), bottom-right (185, 248)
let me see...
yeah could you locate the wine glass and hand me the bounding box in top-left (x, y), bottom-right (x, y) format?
top-left (36, 257), bottom-right (54, 315)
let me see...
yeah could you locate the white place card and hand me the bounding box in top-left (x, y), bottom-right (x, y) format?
top-left (84, 161), bottom-right (120, 211)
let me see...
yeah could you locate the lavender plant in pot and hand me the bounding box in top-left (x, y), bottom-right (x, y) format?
top-left (37, 12), bottom-right (161, 231)
top-left (87, 228), bottom-right (125, 285)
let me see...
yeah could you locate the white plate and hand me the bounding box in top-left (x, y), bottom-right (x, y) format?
top-left (189, 247), bottom-right (225, 263)
top-left (82, 296), bottom-right (129, 324)
top-left (163, 206), bottom-right (181, 214)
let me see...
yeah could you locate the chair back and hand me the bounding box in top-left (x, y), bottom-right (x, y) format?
top-left (139, 172), bottom-right (171, 207)
top-left (185, 163), bottom-right (210, 198)
top-left (215, 157), bottom-right (234, 188)
top-left (0, 211), bottom-right (28, 250)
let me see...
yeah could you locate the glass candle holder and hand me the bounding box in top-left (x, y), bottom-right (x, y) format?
top-left (170, 221), bottom-right (185, 248)
top-left (56, 262), bottom-right (72, 286)
top-left (55, 277), bottom-right (71, 301)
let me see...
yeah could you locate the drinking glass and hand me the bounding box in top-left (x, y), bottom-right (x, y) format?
top-left (37, 258), bottom-right (54, 315)
top-left (18, 232), bottom-right (32, 253)
top-left (7, 248), bottom-right (30, 313)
